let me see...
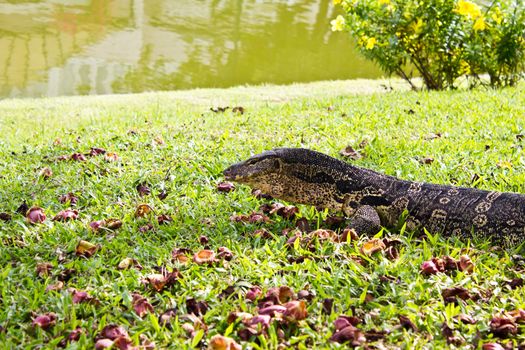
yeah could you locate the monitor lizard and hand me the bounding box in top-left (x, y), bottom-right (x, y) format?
top-left (223, 147), bottom-right (525, 247)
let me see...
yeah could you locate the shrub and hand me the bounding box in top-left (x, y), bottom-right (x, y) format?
top-left (332, 0), bottom-right (525, 90)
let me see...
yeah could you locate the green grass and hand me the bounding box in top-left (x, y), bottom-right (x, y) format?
top-left (1, 80), bottom-right (525, 349)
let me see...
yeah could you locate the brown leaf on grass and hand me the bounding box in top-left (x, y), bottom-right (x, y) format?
top-left (210, 106), bottom-right (229, 113)
top-left (217, 247), bottom-right (234, 261)
top-left (442, 287), bottom-right (475, 304)
top-left (208, 335), bottom-right (242, 350)
top-left (69, 288), bottom-right (95, 304)
top-left (26, 207), bottom-right (46, 224)
top-left (136, 183), bottom-right (151, 197)
top-left (246, 286), bottom-right (262, 301)
top-left (32, 313), bottom-right (57, 330)
top-left (505, 278), bottom-right (524, 289)
top-left (193, 250), bottom-right (217, 265)
top-left (39, 167), bottom-right (53, 179)
top-left (157, 214), bottom-right (173, 225)
top-left (16, 201), bottom-right (29, 215)
top-left (399, 315), bottom-right (418, 332)
top-left (90, 218), bottom-right (122, 231)
top-left (420, 157), bottom-right (434, 165)
top-left (421, 260), bottom-right (439, 275)
top-left (172, 248), bottom-right (192, 264)
top-left (360, 238), bottom-right (386, 256)
top-left (117, 258), bottom-right (143, 270)
top-left (322, 298), bottom-right (334, 315)
top-left (227, 311), bottom-right (253, 324)
top-left (219, 286), bottom-right (236, 300)
top-left (159, 308), bottom-right (178, 328)
top-left (36, 262), bottom-right (53, 278)
top-left (258, 305), bottom-right (287, 316)
top-left (330, 325), bottom-right (366, 346)
top-left (297, 290), bottom-right (314, 302)
top-left (334, 315), bottom-right (361, 331)
top-left (158, 190), bottom-right (168, 201)
top-left (295, 217), bottom-right (310, 232)
top-left (75, 240), bottom-right (99, 258)
top-left (283, 300), bottom-right (307, 322)
top-left (267, 203), bottom-right (299, 219)
top-left (456, 314), bottom-right (477, 324)
top-left (132, 293), bottom-right (154, 317)
top-left (490, 314), bottom-right (518, 338)
top-left (186, 298), bottom-right (209, 316)
top-left (143, 271), bottom-right (181, 292)
top-left (104, 152), bottom-right (119, 162)
top-left (482, 343), bottom-right (506, 350)
top-left (217, 182), bottom-right (235, 193)
top-left (59, 327), bottom-right (84, 347)
top-left (70, 153), bottom-right (87, 162)
top-left (424, 132), bottom-right (442, 140)
top-left (59, 193), bottom-right (78, 206)
top-left (46, 281), bottom-right (64, 292)
top-left (232, 106), bottom-right (245, 114)
top-left (251, 189), bottom-right (273, 200)
top-left (267, 286), bottom-right (295, 304)
top-left (52, 209), bottom-right (79, 222)
top-left (459, 255), bottom-right (474, 273)
top-left (57, 268), bottom-right (76, 282)
top-left (88, 147), bottom-right (106, 156)
top-left (95, 339), bottom-right (114, 350)
top-left (0, 212), bottom-right (11, 221)
top-left (98, 324), bottom-right (130, 341)
top-left (135, 204), bottom-right (153, 218)
top-left (441, 323), bottom-right (463, 345)
top-left (339, 228), bottom-right (359, 242)
top-left (340, 146), bottom-right (363, 160)
top-left (139, 223), bottom-right (154, 233)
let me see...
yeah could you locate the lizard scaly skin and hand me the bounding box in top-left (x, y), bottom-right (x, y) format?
top-left (223, 148), bottom-right (525, 246)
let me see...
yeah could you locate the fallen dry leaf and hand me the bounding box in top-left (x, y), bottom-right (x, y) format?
top-left (246, 286), bottom-right (262, 301)
top-left (159, 308), bottom-right (178, 328)
top-left (39, 167), bottom-right (53, 179)
top-left (490, 314), bottom-right (517, 338)
top-left (89, 147), bottom-right (106, 156)
top-left (52, 209), bottom-right (79, 222)
top-left (70, 153), bottom-right (87, 162)
top-left (36, 262), bottom-right (53, 278)
top-left (59, 193), bottom-right (79, 206)
top-left (117, 257), bottom-right (143, 270)
top-left (26, 207), bottom-right (46, 224)
top-left (421, 260), bottom-right (439, 275)
top-left (104, 152), bottom-right (119, 162)
top-left (136, 183), bottom-right (151, 197)
top-left (98, 324), bottom-right (130, 340)
top-left (0, 212), bottom-right (11, 221)
top-left (217, 247), bottom-right (233, 261)
top-left (459, 255), bottom-right (474, 273)
top-left (232, 106), bottom-right (245, 114)
top-left (157, 214), bottom-right (173, 225)
top-left (143, 271), bottom-right (181, 292)
top-left (186, 298), bottom-right (209, 316)
top-left (482, 343), bottom-right (506, 350)
top-left (132, 293), bottom-right (154, 317)
top-left (360, 238), bottom-right (386, 256)
top-left (340, 146), bottom-right (363, 160)
top-left (330, 325), bottom-right (366, 346)
top-left (283, 300), bottom-right (307, 322)
top-left (135, 204), bottom-right (153, 218)
top-left (32, 313), bottom-right (57, 330)
top-left (193, 250), bottom-right (217, 265)
top-left (208, 334), bottom-right (242, 350)
top-left (75, 240), bottom-right (99, 258)
top-left (217, 182), bottom-right (235, 192)
top-left (399, 315), bottom-right (418, 332)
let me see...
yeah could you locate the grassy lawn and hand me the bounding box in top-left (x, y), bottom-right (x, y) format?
top-left (1, 80), bottom-right (525, 349)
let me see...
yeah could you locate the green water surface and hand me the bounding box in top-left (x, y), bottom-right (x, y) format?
top-left (0, 0), bottom-right (381, 98)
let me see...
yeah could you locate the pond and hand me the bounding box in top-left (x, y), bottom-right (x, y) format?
top-left (0, 0), bottom-right (382, 98)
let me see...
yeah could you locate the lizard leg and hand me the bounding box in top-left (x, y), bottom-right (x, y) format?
top-left (347, 205), bottom-right (381, 235)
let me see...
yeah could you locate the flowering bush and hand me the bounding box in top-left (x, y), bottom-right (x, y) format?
top-left (332, 0), bottom-right (525, 90)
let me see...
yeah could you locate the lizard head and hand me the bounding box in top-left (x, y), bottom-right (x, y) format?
top-left (223, 149), bottom-right (283, 187)
top-left (223, 148), bottom-right (348, 204)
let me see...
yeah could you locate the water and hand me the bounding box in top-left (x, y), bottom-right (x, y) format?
top-left (0, 0), bottom-right (381, 98)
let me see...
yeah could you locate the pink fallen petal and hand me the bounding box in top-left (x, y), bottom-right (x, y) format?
top-left (246, 286), bottom-right (262, 301)
top-left (26, 207), bottom-right (46, 224)
top-left (52, 209), bottom-right (79, 222)
top-left (32, 313), bottom-right (56, 330)
top-left (95, 339), bottom-right (114, 350)
top-left (421, 260), bottom-right (439, 275)
top-left (258, 305), bottom-right (287, 316)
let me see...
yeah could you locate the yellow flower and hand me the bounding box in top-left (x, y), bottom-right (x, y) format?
top-left (330, 15), bottom-right (346, 32)
top-left (491, 8), bottom-right (503, 24)
top-left (473, 16), bottom-right (487, 31)
top-left (379, 0), bottom-right (390, 4)
top-left (455, 0), bottom-right (482, 20)
top-left (365, 37), bottom-right (377, 49)
top-left (333, 0), bottom-right (342, 4)
top-left (411, 18), bottom-right (424, 34)
top-left (459, 60), bottom-right (471, 75)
